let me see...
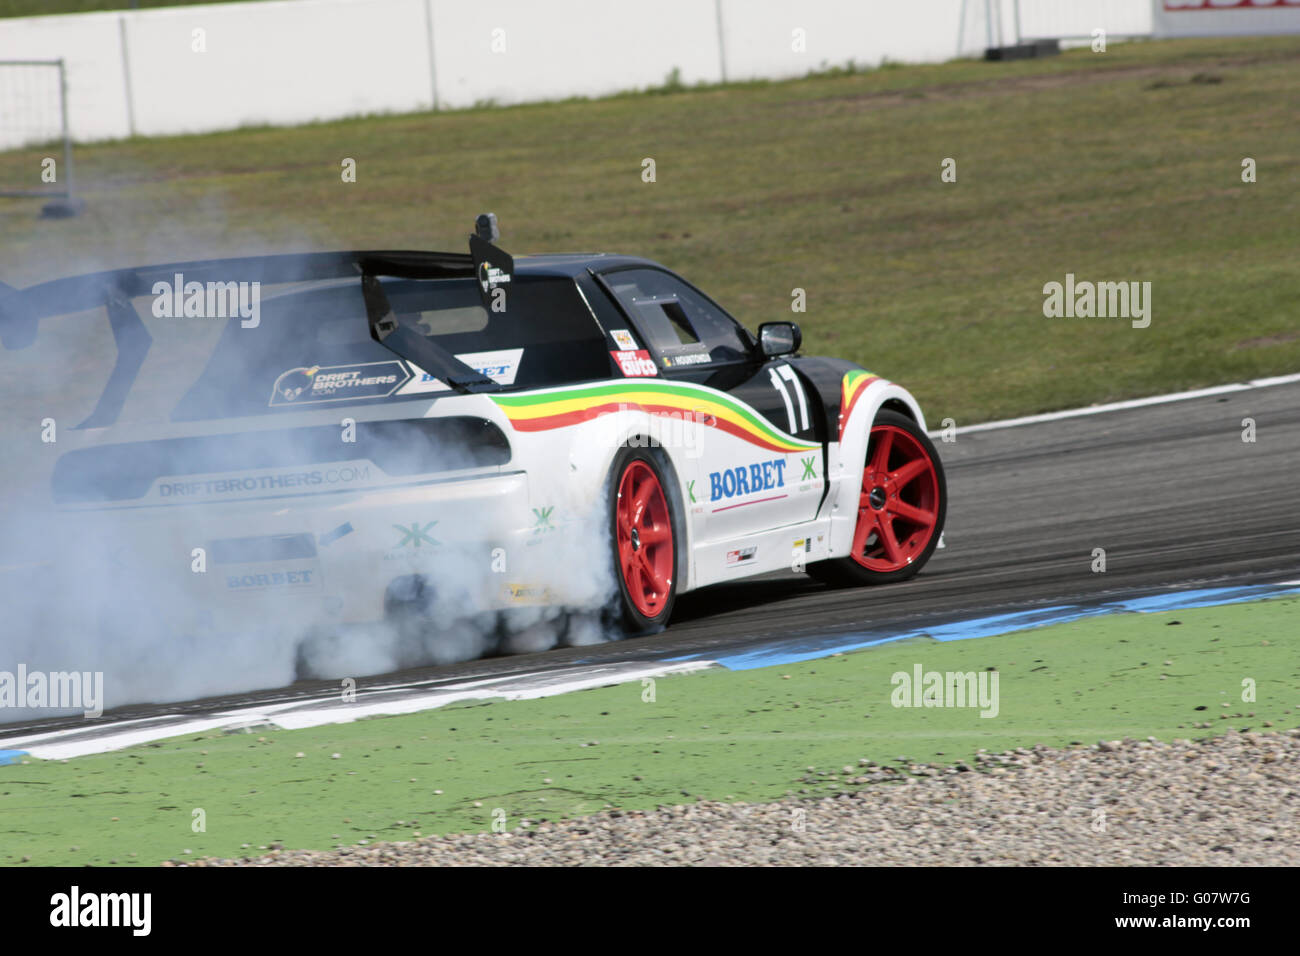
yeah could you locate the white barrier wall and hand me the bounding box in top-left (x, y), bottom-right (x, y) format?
top-left (0, 0), bottom-right (1289, 149)
top-left (430, 0), bottom-right (721, 109)
top-left (1012, 0), bottom-right (1154, 39)
top-left (124, 0), bottom-right (434, 136)
top-left (717, 0), bottom-right (972, 81)
top-left (12, 0), bottom-right (998, 147)
top-left (1154, 0), bottom-right (1300, 37)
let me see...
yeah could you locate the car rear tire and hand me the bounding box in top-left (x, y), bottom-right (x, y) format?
top-left (808, 409), bottom-right (946, 587)
top-left (608, 446), bottom-right (680, 634)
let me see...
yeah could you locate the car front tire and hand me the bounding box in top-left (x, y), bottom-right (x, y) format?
top-left (808, 409), bottom-right (946, 587)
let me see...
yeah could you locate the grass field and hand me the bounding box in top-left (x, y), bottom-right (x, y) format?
top-left (2, 596), bottom-right (1297, 866)
top-left (1, 38), bottom-right (1298, 423)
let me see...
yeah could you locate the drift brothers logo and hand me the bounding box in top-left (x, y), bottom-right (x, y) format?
top-left (274, 366), bottom-right (319, 402)
top-left (478, 260), bottom-right (511, 293)
top-left (270, 361), bottom-right (407, 405)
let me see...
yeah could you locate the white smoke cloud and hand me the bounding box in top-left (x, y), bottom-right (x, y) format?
top-left (0, 220), bottom-right (623, 725)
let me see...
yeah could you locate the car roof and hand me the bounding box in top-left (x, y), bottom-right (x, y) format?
top-left (513, 252), bottom-right (661, 278)
top-left (249, 252), bottom-right (664, 303)
top-left (0, 248), bottom-right (670, 350)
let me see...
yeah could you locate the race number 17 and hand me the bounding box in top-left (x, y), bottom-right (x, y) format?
top-left (769, 364), bottom-right (809, 434)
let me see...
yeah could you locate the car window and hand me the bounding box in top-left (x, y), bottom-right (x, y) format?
top-left (171, 275), bottom-right (608, 420)
top-left (603, 268), bottom-right (749, 369)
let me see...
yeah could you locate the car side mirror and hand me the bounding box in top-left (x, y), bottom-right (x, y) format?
top-left (758, 321), bottom-right (801, 358)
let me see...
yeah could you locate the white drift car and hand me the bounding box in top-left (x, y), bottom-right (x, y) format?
top-left (0, 219), bottom-right (946, 670)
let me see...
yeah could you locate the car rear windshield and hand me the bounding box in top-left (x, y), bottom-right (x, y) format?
top-left (164, 274), bottom-right (610, 421)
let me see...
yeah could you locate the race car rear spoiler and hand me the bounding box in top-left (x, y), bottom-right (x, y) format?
top-left (0, 239), bottom-right (516, 427)
top-left (0, 249), bottom-right (474, 350)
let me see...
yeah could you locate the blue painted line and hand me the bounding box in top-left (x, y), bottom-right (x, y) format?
top-left (318, 522), bottom-right (354, 547)
top-left (1111, 585), bottom-right (1298, 614)
top-left (0, 750), bottom-right (29, 766)
top-left (668, 582), bottom-right (1300, 672)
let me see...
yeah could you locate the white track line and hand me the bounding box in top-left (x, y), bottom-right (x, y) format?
top-left (926, 372), bottom-right (1300, 438)
top-left (0, 660), bottom-right (716, 761)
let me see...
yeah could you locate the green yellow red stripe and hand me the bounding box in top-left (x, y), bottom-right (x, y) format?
top-left (838, 369), bottom-right (881, 440)
top-left (492, 380), bottom-right (817, 454)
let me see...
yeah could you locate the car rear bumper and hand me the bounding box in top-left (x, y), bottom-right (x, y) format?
top-left (5, 466), bottom-right (604, 646)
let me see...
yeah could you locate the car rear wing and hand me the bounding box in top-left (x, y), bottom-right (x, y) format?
top-left (0, 249), bottom-right (474, 350)
top-left (0, 237), bottom-right (517, 427)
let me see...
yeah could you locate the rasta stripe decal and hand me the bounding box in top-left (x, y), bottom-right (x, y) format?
top-left (838, 369), bottom-right (881, 441)
top-left (492, 380), bottom-right (818, 454)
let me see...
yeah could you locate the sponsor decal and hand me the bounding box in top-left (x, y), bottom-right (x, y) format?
top-left (393, 521), bottom-right (439, 548)
top-left (396, 348), bottom-right (524, 395)
top-left (726, 546), bottom-right (757, 565)
top-left (478, 260), bottom-right (511, 292)
top-left (611, 349), bottom-right (659, 377)
top-left (610, 329), bottom-right (638, 351)
top-left (503, 582), bottom-right (553, 603)
top-left (270, 361), bottom-right (409, 405)
top-left (686, 480), bottom-right (696, 504)
top-left (156, 466), bottom-right (372, 499)
top-left (663, 351), bottom-right (711, 367)
top-left (532, 505), bottom-right (555, 533)
top-left (226, 569), bottom-right (315, 590)
top-left (493, 380), bottom-right (818, 454)
top-left (384, 520), bottom-right (441, 563)
top-left (800, 456), bottom-right (817, 481)
top-left (792, 537), bottom-right (812, 553)
top-left (709, 459), bottom-right (787, 502)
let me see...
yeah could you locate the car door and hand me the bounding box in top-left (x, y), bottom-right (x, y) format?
top-left (593, 266), bottom-right (824, 543)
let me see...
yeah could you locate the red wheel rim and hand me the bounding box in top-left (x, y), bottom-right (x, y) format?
top-left (615, 461), bottom-right (674, 617)
top-left (850, 424), bottom-right (940, 572)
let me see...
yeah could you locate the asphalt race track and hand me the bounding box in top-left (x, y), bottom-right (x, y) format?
top-left (6, 379), bottom-right (1299, 738)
